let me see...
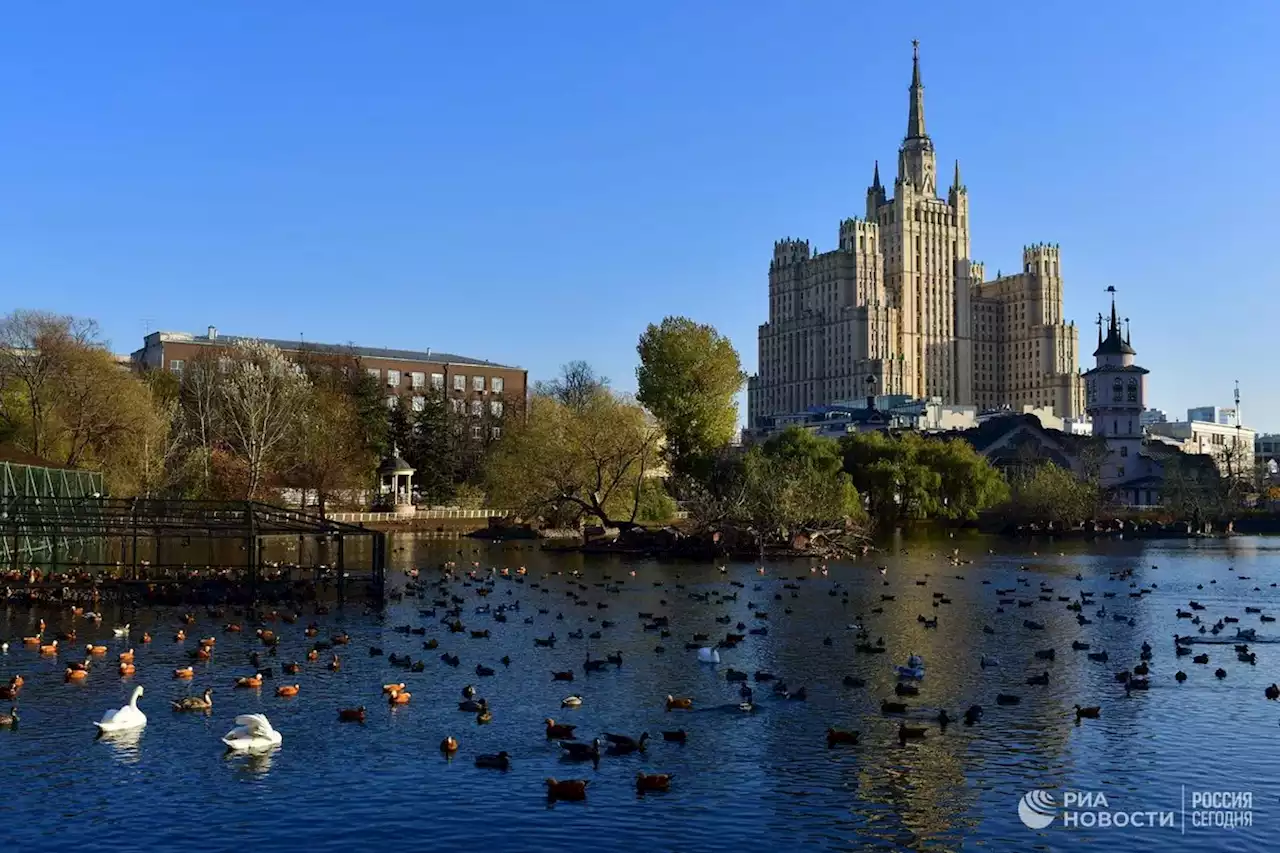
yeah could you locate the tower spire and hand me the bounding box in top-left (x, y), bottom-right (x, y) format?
top-left (1107, 285), bottom-right (1119, 334)
top-left (953, 159), bottom-right (962, 190)
top-left (872, 160), bottom-right (881, 190)
top-left (907, 40), bottom-right (926, 139)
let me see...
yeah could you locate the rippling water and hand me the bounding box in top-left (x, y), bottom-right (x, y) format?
top-left (2, 533), bottom-right (1278, 852)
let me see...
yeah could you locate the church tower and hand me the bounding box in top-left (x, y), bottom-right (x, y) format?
top-left (1083, 287), bottom-right (1147, 485)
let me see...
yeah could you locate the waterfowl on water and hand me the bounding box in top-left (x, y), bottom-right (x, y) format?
top-left (222, 713), bottom-right (282, 752)
top-left (118, 661), bottom-right (136, 676)
top-left (880, 700), bottom-right (908, 715)
top-left (475, 664), bottom-right (495, 677)
top-left (898, 723), bottom-right (927, 743)
top-left (307, 649), bottom-right (320, 662)
top-left (1175, 671), bottom-right (1187, 683)
top-left (636, 772), bottom-right (671, 793)
top-left (235, 673), bottom-right (263, 689)
top-left (0, 678), bottom-right (20, 701)
top-left (552, 671), bottom-right (575, 682)
top-left (440, 736), bottom-right (458, 754)
top-left (173, 666), bottom-right (194, 679)
top-left (561, 695), bottom-right (583, 707)
top-left (388, 689), bottom-right (412, 705)
top-left (545, 718), bottom-right (576, 739)
top-left (1266, 684), bottom-right (1280, 700)
top-left (964, 705), bottom-right (984, 725)
top-left (1215, 668), bottom-right (1227, 679)
top-left (477, 708), bottom-right (492, 724)
top-left (38, 640), bottom-right (58, 655)
top-left (665, 695), bottom-right (693, 711)
top-left (475, 751), bottom-right (510, 770)
top-left (119, 649), bottom-right (135, 664)
top-left (603, 732), bottom-right (649, 754)
top-left (95, 685), bottom-right (147, 733)
top-left (826, 727), bottom-right (860, 747)
top-left (171, 689), bottom-right (213, 712)
top-left (383, 683), bottom-right (406, 695)
top-left (328, 654), bottom-right (341, 671)
top-left (275, 684), bottom-right (300, 697)
top-left (560, 738), bottom-right (600, 761)
top-left (1075, 704), bottom-right (1101, 719)
top-left (0, 706), bottom-right (17, 727)
top-left (1026, 671), bottom-right (1050, 686)
top-left (545, 778), bottom-right (588, 801)
top-left (338, 706), bottom-right (366, 723)
top-left (459, 697), bottom-right (487, 713)
top-left (662, 729), bottom-right (687, 743)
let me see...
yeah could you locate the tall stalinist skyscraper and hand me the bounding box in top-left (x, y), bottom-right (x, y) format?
top-left (748, 43), bottom-right (1082, 427)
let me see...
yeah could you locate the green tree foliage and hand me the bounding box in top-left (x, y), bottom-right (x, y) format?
top-left (636, 317), bottom-right (745, 473)
top-left (840, 431), bottom-right (1008, 523)
top-left (485, 370), bottom-right (660, 527)
top-left (1004, 462), bottom-right (1100, 525)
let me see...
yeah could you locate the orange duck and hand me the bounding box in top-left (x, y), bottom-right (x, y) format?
top-left (636, 772), bottom-right (672, 793)
top-left (141, 632), bottom-right (152, 644)
top-left (387, 689), bottom-right (411, 705)
top-left (38, 640), bottom-right (58, 655)
top-left (173, 666), bottom-right (195, 679)
top-left (235, 673), bottom-right (263, 689)
top-left (22, 634), bottom-right (42, 646)
top-left (275, 684), bottom-right (300, 697)
top-left (283, 662), bottom-right (302, 675)
top-left (119, 661), bottom-right (136, 676)
top-left (118, 649), bottom-right (135, 664)
top-left (65, 665), bottom-right (88, 681)
top-left (86, 643), bottom-right (107, 655)
top-left (382, 682), bottom-right (406, 694)
top-left (0, 677), bottom-right (20, 701)
top-left (338, 706), bottom-right (366, 722)
top-left (307, 649), bottom-right (319, 662)
top-left (198, 637), bottom-right (216, 648)
top-left (545, 779), bottom-right (589, 801)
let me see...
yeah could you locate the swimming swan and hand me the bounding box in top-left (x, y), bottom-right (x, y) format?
top-left (222, 713), bottom-right (282, 752)
top-left (95, 685), bottom-right (147, 733)
top-left (697, 647), bottom-right (720, 664)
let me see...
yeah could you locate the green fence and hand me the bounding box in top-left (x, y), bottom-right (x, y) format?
top-left (1, 461), bottom-right (104, 566)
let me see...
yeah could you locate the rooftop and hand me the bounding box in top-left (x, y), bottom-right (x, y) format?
top-left (142, 330), bottom-right (521, 370)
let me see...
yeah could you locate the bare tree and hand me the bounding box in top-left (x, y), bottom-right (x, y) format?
top-left (179, 351), bottom-right (224, 494)
top-left (533, 361), bottom-right (609, 412)
top-left (218, 340), bottom-right (311, 499)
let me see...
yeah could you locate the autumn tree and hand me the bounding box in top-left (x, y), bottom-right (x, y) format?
top-left (287, 386), bottom-right (374, 517)
top-left (0, 310), bottom-right (101, 459)
top-left (534, 360), bottom-right (608, 412)
top-left (636, 317), bottom-right (745, 474)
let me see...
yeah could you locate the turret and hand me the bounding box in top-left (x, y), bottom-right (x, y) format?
top-left (898, 40), bottom-right (936, 195)
top-left (865, 160), bottom-right (886, 220)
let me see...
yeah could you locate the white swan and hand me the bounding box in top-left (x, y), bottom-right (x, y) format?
top-left (95, 685), bottom-right (147, 732)
top-left (561, 695), bottom-right (583, 707)
top-left (222, 713), bottom-right (282, 752)
top-left (112, 624), bottom-right (130, 638)
top-left (697, 647), bottom-right (720, 664)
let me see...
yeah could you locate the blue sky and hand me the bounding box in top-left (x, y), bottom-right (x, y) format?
top-left (1, 3), bottom-right (1276, 429)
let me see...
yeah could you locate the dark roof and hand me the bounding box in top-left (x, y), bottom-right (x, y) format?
top-left (1093, 327), bottom-right (1136, 358)
top-left (1083, 364), bottom-right (1148, 376)
top-left (151, 333), bottom-right (521, 371)
top-left (377, 454), bottom-right (415, 475)
top-left (0, 444), bottom-right (78, 470)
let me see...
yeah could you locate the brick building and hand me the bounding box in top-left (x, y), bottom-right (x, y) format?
top-left (131, 327), bottom-right (526, 435)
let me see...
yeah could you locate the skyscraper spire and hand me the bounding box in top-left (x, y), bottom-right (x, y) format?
top-left (907, 40), bottom-right (926, 140)
top-left (872, 160), bottom-right (881, 189)
top-left (953, 159), bottom-right (962, 190)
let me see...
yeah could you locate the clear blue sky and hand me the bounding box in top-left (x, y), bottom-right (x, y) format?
top-left (1, 3), bottom-right (1276, 429)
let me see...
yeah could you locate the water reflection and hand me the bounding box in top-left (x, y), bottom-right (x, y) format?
top-left (224, 746), bottom-right (277, 778)
top-left (95, 726), bottom-right (143, 762)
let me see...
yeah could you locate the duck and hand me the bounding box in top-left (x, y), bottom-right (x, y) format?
top-left (476, 707), bottom-right (492, 724)
top-left (388, 689), bottom-right (412, 705)
top-left (118, 661), bottom-right (136, 677)
top-left (545, 778), bottom-right (588, 801)
top-left (275, 684), bottom-right (300, 697)
top-left (1175, 670), bottom-right (1187, 683)
top-left (898, 723), bottom-right (927, 743)
top-left (1075, 704), bottom-right (1101, 719)
top-left (95, 685), bottom-right (147, 733)
top-left (1214, 668), bottom-right (1227, 679)
top-left (338, 706), bottom-right (366, 723)
top-left (963, 705), bottom-right (984, 725)
top-left (38, 640), bottom-right (58, 655)
top-left (880, 700), bottom-right (908, 715)
top-left (561, 695), bottom-right (583, 708)
top-left (1026, 671), bottom-right (1050, 686)
top-left (0, 677), bottom-right (20, 701)
top-left (826, 727), bottom-right (860, 747)
top-left (604, 732), bottom-right (649, 754)
top-left (662, 729), bottom-right (687, 743)
top-left (235, 673), bottom-right (263, 689)
top-left (221, 713), bottom-right (282, 752)
top-left (328, 654), bottom-right (341, 671)
top-left (171, 688), bottom-right (214, 712)
top-left (461, 684), bottom-right (476, 698)
top-left (0, 706), bottom-right (17, 727)
top-left (545, 718), bottom-right (576, 739)
top-left (383, 682), bottom-right (407, 695)
top-left (458, 697), bottom-right (487, 713)
top-left (118, 649), bottom-right (135, 664)
top-left (173, 666), bottom-right (194, 679)
top-left (665, 694), bottom-right (693, 711)
top-left (636, 772), bottom-right (671, 793)
top-left (560, 738), bottom-right (601, 762)
top-left (1266, 684), bottom-right (1280, 700)
top-left (440, 736), bottom-right (459, 754)
top-left (475, 751), bottom-right (510, 770)
top-left (112, 624), bottom-right (130, 638)
top-left (552, 670), bottom-right (575, 682)
top-left (475, 664), bottom-right (495, 677)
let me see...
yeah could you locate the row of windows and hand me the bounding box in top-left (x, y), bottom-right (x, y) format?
top-left (387, 397), bottom-right (505, 417)
top-left (168, 358), bottom-right (508, 397)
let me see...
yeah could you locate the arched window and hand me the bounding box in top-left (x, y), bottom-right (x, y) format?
top-left (1112, 378), bottom-right (1123, 403)
top-left (1126, 377), bottom-right (1138, 402)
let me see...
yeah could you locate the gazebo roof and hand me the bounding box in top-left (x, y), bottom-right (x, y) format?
top-left (377, 452), bottom-right (415, 476)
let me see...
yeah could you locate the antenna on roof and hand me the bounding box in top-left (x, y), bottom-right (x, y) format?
top-left (142, 317), bottom-right (155, 336)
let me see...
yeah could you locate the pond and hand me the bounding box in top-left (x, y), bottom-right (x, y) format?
top-left (0, 533), bottom-right (1276, 852)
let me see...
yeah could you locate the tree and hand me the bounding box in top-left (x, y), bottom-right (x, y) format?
top-left (485, 388), bottom-right (660, 527)
top-left (914, 437), bottom-right (1010, 521)
top-left (287, 386), bottom-right (374, 517)
top-left (636, 316), bottom-right (745, 473)
top-left (533, 360), bottom-right (608, 412)
top-left (1003, 462), bottom-right (1098, 526)
top-left (177, 352), bottom-right (223, 496)
top-left (217, 340), bottom-right (311, 499)
top-left (0, 310), bottom-right (101, 459)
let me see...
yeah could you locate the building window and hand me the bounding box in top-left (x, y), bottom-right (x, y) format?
top-left (490, 400), bottom-right (504, 417)
top-left (410, 372), bottom-right (425, 389)
top-left (491, 426), bottom-right (501, 440)
top-left (1117, 465), bottom-right (1125, 478)
top-left (473, 375), bottom-right (485, 392)
top-left (470, 400), bottom-right (482, 417)
top-left (1112, 379), bottom-right (1123, 403)
top-left (453, 374), bottom-right (466, 392)
top-left (450, 398), bottom-right (464, 414)
top-left (386, 369), bottom-right (401, 387)
top-left (431, 373), bottom-right (444, 390)
top-left (385, 396), bottom-right (398, 410)
top-left (1121, 445), bottom-right (1128, 457)
top-left (169, 359), bottom-right (184, 373)
top-left (471, 425), bottom-right (483, 440)
top-left (411, 395), bottom-right (426, 412)
top-left (1126, 378), bottom-right (1138, 402)
top-left (367, 368), bottom-right (381, 380)
top-left (492, 377), bottom-right (504, 394)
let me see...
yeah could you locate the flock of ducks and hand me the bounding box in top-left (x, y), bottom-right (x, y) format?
top-left (1, 550), bottom-right (1277, 801)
